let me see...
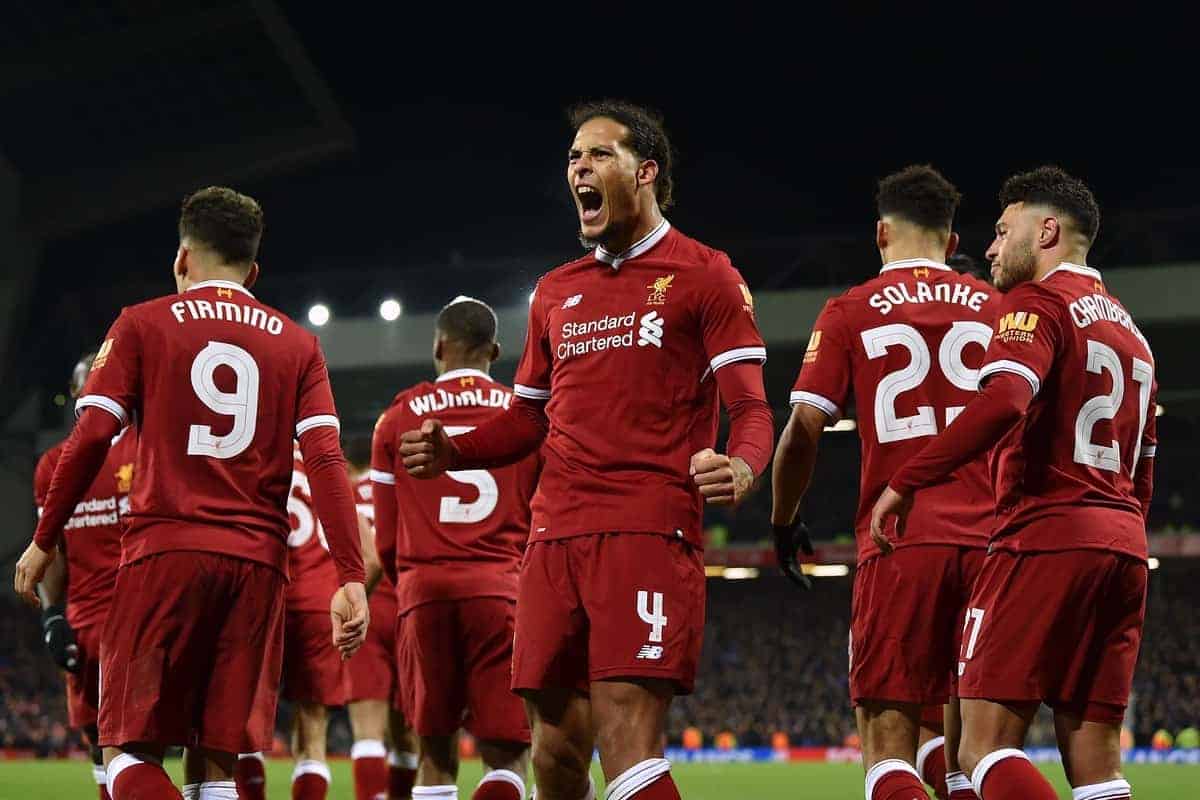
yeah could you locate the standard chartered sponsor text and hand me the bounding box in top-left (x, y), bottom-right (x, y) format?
top-left (559, 313), bottom-right (639, 359)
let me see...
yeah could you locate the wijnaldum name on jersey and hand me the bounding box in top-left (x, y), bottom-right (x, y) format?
top-left (409, 387), bottom-right (512, 417)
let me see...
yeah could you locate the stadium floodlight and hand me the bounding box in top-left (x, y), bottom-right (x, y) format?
top-left (528, 290), bottom-right (536, 305)
top-left (801, 564), bottom-right (851, 577)
top-left (1148, 557), bottom-right (1160, 570)
top-left (1156, 403), bottom-right (1165, 417)
top-left (723, 567), bottom-right (759, 580)
top-left (824, 419), bottom-right (857, 432)
top-left (308, 303), bottom-right (331, 327)
top-left (380, 298), bottom-right (402, 321)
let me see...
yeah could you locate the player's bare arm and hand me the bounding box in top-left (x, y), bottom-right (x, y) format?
top-left (770, 402), bottom-right (827, 584)
top-left (358, 511), bottom-right (383, 594)
top-left (14, 541), bottom-right (57, 607)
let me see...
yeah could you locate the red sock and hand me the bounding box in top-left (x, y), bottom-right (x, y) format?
top-left (918, 737), bottom-right (949, 800)
top-left (236, 754), bottom-right (267, 800)
top-left (293, 760), bottom-right (331, 800)
top-left (628, 774), bottom-right (681, 799)
top-left (353, 756), bottom-right (389, 800)
top-left (100, 786), bottom-right (112, 800)
top-left (974, 750), bottom-right (1056, 800)
top-left (108, 757), bottom-right (182, 800)
top-left (293, 774), bottom-right (329, 800)
top-left (946, 770), bottom-right (979, 799)
top-left (867, 759), bottom-right (928, 800)
top-left (473, 769), bottom-right (525, 800)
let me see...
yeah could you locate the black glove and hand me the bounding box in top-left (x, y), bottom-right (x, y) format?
top-left (773, 520), bottom-right (815, 589)
top-left (42, 605), bottom-right (81, 674)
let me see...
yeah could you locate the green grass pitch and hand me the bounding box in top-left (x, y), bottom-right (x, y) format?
top-left (0, 758), bottom-right (1194, 798)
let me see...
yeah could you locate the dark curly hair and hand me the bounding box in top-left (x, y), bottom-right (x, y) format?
top-left (569, 99), bottom-right (675, 210)
top-left (876, 164), bottom-right (961, 232)
top-left (998, 166), bottom-right (1100, 244)
top-left (179, 186), bottom-right (264, 266)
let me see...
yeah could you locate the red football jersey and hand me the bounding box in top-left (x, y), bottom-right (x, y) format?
top-left (34, 427), bottom-right (137, 629)
top-left (976, 263), bottom-right (1156, 560)
top-left (791, 259), bottom-right (1001, 561)
top-left (75, 279), bottom-right (342, 577)
top-left (372, 369), bottom-right (539, 614)
top-left (514, 222), bottom-right (766, 547)
top-left (285, 448), bottom-right (340, 613)
top-left (353, 471), bottom-right (394, 595)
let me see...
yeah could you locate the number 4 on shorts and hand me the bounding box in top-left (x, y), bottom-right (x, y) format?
top-left (637, 590), bottom-right (668, 643)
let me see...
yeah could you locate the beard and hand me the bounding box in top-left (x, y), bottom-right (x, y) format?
top-left (994, 235), bottom-right (1038, 291)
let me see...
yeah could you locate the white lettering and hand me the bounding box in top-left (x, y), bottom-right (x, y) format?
top-left (869, 281), bottom-right (992, 317)
top-left (915, 282), bottom-right (934, 303)
top-left (171, 300), bottom-right (285, 336)
top-left (195, 300), bottom-right (215, 320)
top-left (171, 302), bottom-right (186, 323)
top-left (869, 294), bottom-right (892, 315)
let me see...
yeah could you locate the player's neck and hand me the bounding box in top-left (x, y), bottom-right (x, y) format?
top-left (880, 243), bottom-right (946, 266)
top-left (183, 266), bottom-right (248, 289)
top-left (602, 205), bottom-right (664, 255)
top-left (1034, 248), bottom-right (1090, 280)
top-left (438, 360), bottom-right (491, 378)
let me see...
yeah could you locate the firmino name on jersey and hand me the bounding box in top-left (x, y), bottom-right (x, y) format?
top-left (869, 281), bottom-right (990, 316)
top-left (170, 299), bottom-right (285, 335)
top-left (409, 387), bottom-right (512, 416)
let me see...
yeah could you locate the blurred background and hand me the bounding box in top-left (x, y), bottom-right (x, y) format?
top-left (1, 1), bottom-right (1198, 761)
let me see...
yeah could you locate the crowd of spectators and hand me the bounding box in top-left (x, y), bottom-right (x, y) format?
top-left (2, 562), bottom-right (1197, 755)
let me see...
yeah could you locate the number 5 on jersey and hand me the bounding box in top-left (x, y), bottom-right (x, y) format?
top-left (439, 426), bottom-right (499, 524)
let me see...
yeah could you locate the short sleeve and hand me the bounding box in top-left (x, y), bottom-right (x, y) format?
top-left (513, 282), bottom-right (553, 401)
top-left (33, 448), bottom-right (59, 512)
top-left (789, 299), bottom-right (852, 421)
top-left (295, 338), bottom-right (340, 438)
top-left (977, 285), bottom-right (1066, 397)
top-left (369, 409), bottom-right (397, 487)
top-left (77, 310), bottom-right (141, 425)
top-left (698, 258), bottom-right (767, 378)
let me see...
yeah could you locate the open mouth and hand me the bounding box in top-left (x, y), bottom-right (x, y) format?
top-left (576, 184), bottom-right (603, 224)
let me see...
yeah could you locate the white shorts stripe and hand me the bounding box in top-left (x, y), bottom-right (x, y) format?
top-left (513, 383), bottom-right (551, 400)
top-left (979, 360), bottom-right (1041, 396)
top-left (296, 414), bottom-right (340, 438)
top-left (369, 469), bottom-right (396, 485)
top-left (789, 390), bottom-right (841, 421)
top-left (76, 394), bottom-right (129, 425)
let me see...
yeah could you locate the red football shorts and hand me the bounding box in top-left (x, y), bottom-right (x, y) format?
top-left (957, 549), bottom-right (1147, 723)
top-left (98, 551), bottom-right (285, 753)
top-left (347, 587), bottom-right (397, 703)
top-left (282, 610), bottom-right (350, 706)
top-left (850, 545), bottom-right (986, 707)
top-left (396, 597), bottom-right (529, 742)
top-left (512, 532), bottom-right (705, 695)
top-left (66, 623), bottom-right (103, 730)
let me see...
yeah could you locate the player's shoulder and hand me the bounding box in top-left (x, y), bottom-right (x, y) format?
top-left (1000, 277), bottom-right (1067, 309)
top-left (381, 380), bottom-right (437, 422)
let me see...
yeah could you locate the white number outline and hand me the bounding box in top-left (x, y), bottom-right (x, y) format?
top-left (1073, 340), bottom-right (1154, 474)
top-left (862, 322), bottom-right (992, 442)
top-left (637, 590), bottom-right (668, 643)
top-left (439, 426), bottom-right (500, 524)
top-left (187, 341), bottom-right (260, 460)
top-left (287, 470), bottom-right (329, 551)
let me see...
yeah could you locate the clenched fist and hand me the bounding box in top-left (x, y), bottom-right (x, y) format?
top-left (690, 448), bottom-right (755, 506)
top-left (399, 419), bottom-right (456, 479)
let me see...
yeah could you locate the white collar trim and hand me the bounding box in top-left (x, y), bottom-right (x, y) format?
top-left (1041, 262), bottom-right (1101, 282)
top-left (188, 279), bottom-right (255, 298)
top-left (437, 368), bottom-right (491, 383)
top-left (879, 257), bottom-right (952, 274)
top-left (595, 220), bottom-right (671, 270)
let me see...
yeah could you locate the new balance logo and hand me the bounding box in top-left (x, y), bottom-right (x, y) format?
top-left (636, 645), bottom-right (664, 660)
top-left (562, 294), bottom-right (583, 309)
top-left (637, 311), bottom-right (664, 348)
